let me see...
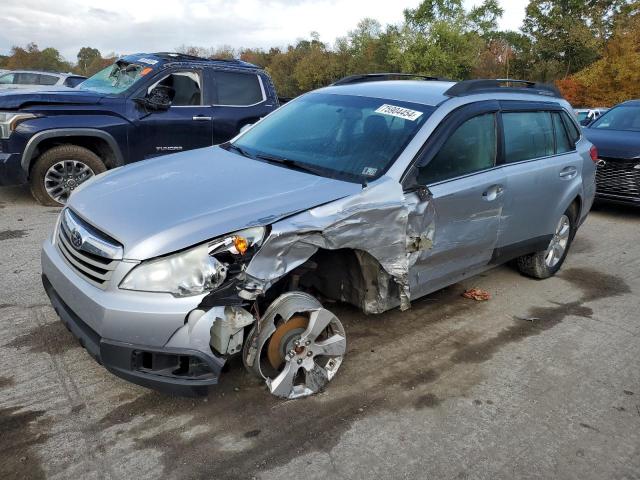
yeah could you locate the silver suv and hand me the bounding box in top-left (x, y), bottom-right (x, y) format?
top-left (41, 76), bottom-right (596, 399)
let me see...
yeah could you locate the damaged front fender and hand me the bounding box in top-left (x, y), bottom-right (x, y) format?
top-left (238, 177), bottom-right (436, 313)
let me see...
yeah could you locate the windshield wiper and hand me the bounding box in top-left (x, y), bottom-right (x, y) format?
top-left (253, 153), bottom-right (326, 177)
top-left (222, 142), bottom-right (256, 159)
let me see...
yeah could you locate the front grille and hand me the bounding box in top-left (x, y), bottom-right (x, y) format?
top-left (56, 212), bottom-right (121, 288)
top-left (596, 158), bottom-right (640, 199)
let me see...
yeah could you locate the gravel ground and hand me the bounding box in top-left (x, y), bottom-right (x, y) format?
top-left (0, 185), bottom-right (639, 480)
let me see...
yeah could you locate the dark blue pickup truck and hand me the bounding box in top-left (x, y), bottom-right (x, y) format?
top-left (0, 52), bottom-right (279, 205)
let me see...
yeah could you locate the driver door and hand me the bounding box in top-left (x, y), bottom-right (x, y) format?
top-left (132, 69), bottom-right (214, 159)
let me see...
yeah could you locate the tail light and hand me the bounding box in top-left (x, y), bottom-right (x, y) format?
top-left (589, 145), bottom-right (598, 162)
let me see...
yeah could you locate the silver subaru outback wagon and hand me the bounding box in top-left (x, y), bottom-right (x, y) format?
top-left (41, 76), bottom-right (596, 399)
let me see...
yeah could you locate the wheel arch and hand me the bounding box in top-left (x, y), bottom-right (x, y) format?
top-left (259, 247), bottom-right (400, 315)
top-left (22, 129), bottom-right (124, 175)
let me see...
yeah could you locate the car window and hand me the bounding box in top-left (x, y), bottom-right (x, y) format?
top-left (14, 72), bottom-right (40, 85)
top-left (64, 77), bottom-right (85, 88)
top-left (590, 105), bottom-right (640, 132)
top-left (553, 112), bottom-right (572, 154)
top-left (38, 74), bottom-right (59, 85)
top-left (417, 113), bottom-right (497, 185)
top-left (0, 73), bottom-right (14, 84)
top-left (214, 71), bottom-right (263, 106)
top-left (148, 71), bottom-right (202, 106)
top-left (231, 92), bottom-right (433, 183)
top-left (79, 61), bottom-right (154, 94)
top-left (503, 111), bottom-right (554, 163)
top-left (561, 111), bottom-right (580, 143)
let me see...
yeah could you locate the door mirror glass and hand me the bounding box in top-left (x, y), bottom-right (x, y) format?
top-left (143, 85), bottom-right (174, 111)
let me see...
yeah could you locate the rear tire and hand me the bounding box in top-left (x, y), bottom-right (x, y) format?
top-left (515, 204), bottom-right (578, 279)
top-left (30, 145), bottom-right (106, 206)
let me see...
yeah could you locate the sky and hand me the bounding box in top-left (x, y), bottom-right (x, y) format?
top-left (0, 0), bottom-right (528, 61)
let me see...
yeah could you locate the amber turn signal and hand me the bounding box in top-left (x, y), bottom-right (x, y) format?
top-left (233, 235), bottom-right (249, 255)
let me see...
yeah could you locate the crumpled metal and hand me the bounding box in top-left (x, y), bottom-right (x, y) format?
top-left (239, 176), bottom-right (436, 313)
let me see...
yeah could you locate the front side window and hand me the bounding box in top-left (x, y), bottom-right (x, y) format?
top-left (590, 105), bottom-right (640, 132)
top-left (214, 71), bottom-right (263, 106)
top-left (230, 93), bottom-right (433, 183)
top-left (417, 113), bottom-right (497, 185)
top-left (503, 111), bottom-right (554, 163)
top-left (14, 72), bottom-right (39, 85)
top-left (148, 71), bottom-right (202, 106)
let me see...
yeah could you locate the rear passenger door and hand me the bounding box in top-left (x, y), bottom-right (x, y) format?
top-left (407, 102), bottom-right (506, 296)
top-left (208, 69), bottom-right (275, 144)
top-left (497, 103), bottom-right (582, 253)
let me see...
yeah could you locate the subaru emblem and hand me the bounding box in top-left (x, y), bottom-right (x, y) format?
top-left (70, 229), bottom-right (83, 249)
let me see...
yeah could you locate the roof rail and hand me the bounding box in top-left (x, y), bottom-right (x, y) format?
top-left (332, 73), bottom-right (443, 86)
top-left (445, 79), bottom-right (561, 98)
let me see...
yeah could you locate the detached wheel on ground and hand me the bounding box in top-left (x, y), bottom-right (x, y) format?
top-left (243, 292), bottom-right (347, 399)
top-left (30, 145), bottom-right (106, 206)
top-left (516, 204), bottom-right (578, 279)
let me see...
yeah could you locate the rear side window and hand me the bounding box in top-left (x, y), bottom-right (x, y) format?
top-left (38, 74), bottom-right (59, 85)
top-left (0, 73), bottom-right (14, 84)
top-left (64, 77), bottom-right (85, 88)
top-left (503, 111), bottom-right (554, 163)
top-left (418, 113), bottom-right (497, 184)
top-left (561, 111), bottom-right (580, 143)
top-left (553, 112), bottom-right (572, 153)
top-left (214, 71), bottom-right (263, 106)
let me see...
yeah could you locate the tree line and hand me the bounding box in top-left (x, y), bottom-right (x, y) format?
top-left (1, 0), bottom-right (639, 107)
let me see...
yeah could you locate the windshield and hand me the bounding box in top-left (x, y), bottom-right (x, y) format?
top-left (590, 105), bottom-right (640, 132)
top-left (78, 61), bottom-right (153, 94)
top-left (230, 93), bottom-right (433, 183)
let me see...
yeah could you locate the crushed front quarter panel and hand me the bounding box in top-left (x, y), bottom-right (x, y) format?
top-left (239, 177), bottom-right (436, 313)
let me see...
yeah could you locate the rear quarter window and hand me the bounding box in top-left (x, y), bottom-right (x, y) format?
top-left (503, 111), bottom-right (554, 163)
top-left (214, 71), bottom-right (264, 106)
top-left (38, 74), bottom-right (59, 85)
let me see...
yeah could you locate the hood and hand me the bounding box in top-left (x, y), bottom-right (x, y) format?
top-left (68, 146), bottom-right (361, 260)
top-left (0, 88), bottom-right (104, 109)
top-left (583, 128), bottom-right (640, 160)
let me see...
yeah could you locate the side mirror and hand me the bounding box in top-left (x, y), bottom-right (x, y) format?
top-left (239, 123), bottom-right (254, 134)
top-left (137, 85), bottom-right (174, 111)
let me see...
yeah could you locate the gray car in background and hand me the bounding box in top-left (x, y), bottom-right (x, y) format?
top-left (0, 70), bottom-right (86, 90)
top-left (41, 76), bottom-right (596, 399)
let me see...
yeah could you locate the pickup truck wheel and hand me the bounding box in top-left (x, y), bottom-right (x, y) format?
top-left (30, 145), bottom-right (106, 206)
top-left (515, 205), bottom-right (577, 279)
top-left (243, 292), bottom-right (346, 399)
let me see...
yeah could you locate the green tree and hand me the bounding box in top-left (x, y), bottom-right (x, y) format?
top-left (77, 47), bottom-right (101, 75)
top-left (521, 0), bottom-right (627, 80)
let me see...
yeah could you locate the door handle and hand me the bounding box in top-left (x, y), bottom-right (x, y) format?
top-left (193, 115), bottom-right (212, 121)
top-left (559, 166), bottom-right (577, 179)
top-left (482, 184), bottom-right (504, 201)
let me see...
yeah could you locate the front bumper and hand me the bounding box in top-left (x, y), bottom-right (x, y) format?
top-left (0, 152), bottom-right (27, 186)
top-left (595, 191), bottom-right (640, 206)
top-left (41, 236), bottom-right (228, 396)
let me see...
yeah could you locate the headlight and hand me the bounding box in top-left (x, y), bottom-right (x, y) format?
top-left (0, 112), bottom-right (37, 139)
top-left (119, 226), bottom-right (265, 297)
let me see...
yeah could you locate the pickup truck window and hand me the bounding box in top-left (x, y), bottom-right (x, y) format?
top-left (214, 71), bottom-right (263, 106)
top-left (79, 61), bottom-right (151, 94)
top-left (148, 71), bottom-right (202, 106)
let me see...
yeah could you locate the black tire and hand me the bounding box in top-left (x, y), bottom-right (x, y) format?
top-left (515, 204), bottom-right (578, 279)
top-left (30, 144), bottom-right (106, 206)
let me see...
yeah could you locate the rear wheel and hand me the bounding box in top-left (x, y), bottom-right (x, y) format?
top-left (515, 205), bottom-right (577, 279)
top-left (30, 145), bottom-right (106, 206)
top-left (243, 292), bottom-right (347, 399)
